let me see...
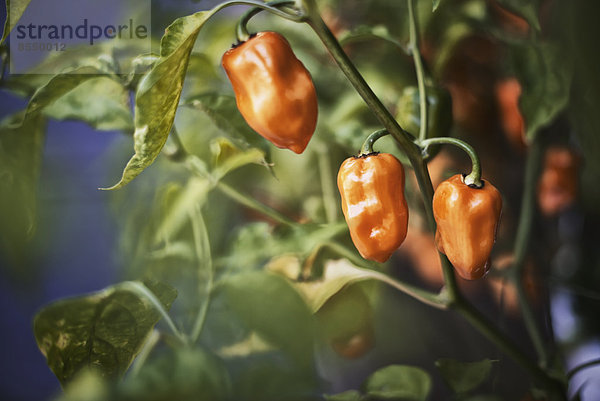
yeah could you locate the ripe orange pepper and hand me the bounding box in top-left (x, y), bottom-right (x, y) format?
top-left (337, 153), bottom-right (409, 263)
top-left (495, 78), bottom-right (526, 150)
top-left (537, 146), bottom-right (579, 216)
top-left (433, 174), bottom-right (502, 280)
top-left (222, 31), bottom-right (318, 154)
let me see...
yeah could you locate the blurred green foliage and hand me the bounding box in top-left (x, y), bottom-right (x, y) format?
top-left (1, 0), bottom-right (600, 400)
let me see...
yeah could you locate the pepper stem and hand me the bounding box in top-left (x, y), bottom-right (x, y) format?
top-left (235, 0), bottom-right (300, 42)
top-left (360, 129), bottom-right (389, 155)
top-left (420, 137), bottom-right (483, 187)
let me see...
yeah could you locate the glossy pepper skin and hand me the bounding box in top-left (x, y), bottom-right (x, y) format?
top-left (222, 31), bottom-right (318, 154)
top-left (433, 174), bottom-right (502, 280)
top-left (337, 153), bottom-right (409, 263)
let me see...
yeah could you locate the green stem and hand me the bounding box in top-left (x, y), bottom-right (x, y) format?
top-left (129, 330), bottom-right (161, 378)
top-left (190, 206), bottom-right (214, 343)
top-left (324, 242), bottom-right (447, 309)
top-left (360, 129), bottom-right (389, 155)
top-left (420, 137), bottom-right (482, 187)
top-left (235, 0), bottom-right (298, 42)
top-left (407, 0), bottom-right (428, 142)
top-left (121, 281), bottom-right (187, 345)
top-left (303, 0), bottom-right (417, 158)
top-left (185, 155), bottom-right (297, 227)
top-left (217, 179), bottom-right (296, 226)
top-left (510, 135), bottom-right (548, 367)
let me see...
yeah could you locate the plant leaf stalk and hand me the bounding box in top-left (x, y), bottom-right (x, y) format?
top-left (236, 0), bottom-right (298, 42)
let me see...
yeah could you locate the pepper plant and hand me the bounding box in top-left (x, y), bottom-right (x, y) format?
top-left (1, 0), bottom-right (599, 400)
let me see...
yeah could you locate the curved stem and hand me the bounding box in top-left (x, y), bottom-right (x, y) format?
top-left (407, 0), bottom-right (428, 142)
top-left (360, 129), bottom-right (389, 155)
top-left (235, 0), bottom-right (298, 42)
top-left (420, 137), bottom-right (482, 187)
top-left (215, 178), bottom-right (297, 226)
top-left (200, 0), bottom-right (309, 44)
top-left (188, 155), bottom-right (297, 227)
top-left (121, 281), bottom-right (187, 345)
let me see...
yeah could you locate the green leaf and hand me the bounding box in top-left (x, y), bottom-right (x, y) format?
top-left (1, 0), bottom-right (32, 44)
top-left (118, 347), bottom-right (232, 401)
top-left (0, 112), bottom-right (45, 267)
top-left (293, 259), bottom-right (381, 313)
top-left (185, 93), bottom-right (271, 160)
top-left (220, 271), bottom-right (315, 366)
top-left (432, 0), bottom-right (442, 12)
top-left (19, 66), bottom-right (109, 124)
top-left (33, 280), bottom-right (177, 385)
top-left (104, 11), bottom-right (216, 190)
top-left (363, 365), bottom-right (432, 401)
top-left (325, 390), bottom-right (364, 401)
top-left (435, 358), bottom-right (496, 395)
top-left (514, 43), bottom-right (573, 141)
top-left (43, 77), bottom-right (133, 132)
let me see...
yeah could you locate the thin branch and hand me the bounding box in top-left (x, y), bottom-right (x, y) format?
top-left (407, 0), bottom-right (429, 143)
top-left (510, 135), bottom-right (548, 366)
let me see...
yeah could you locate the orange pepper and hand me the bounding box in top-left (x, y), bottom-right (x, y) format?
top-left (337, 153), bottom-right (409, 263)
top-left (537, 146), bottom-right (579, 216)
top-left (222, 31), bottom-right (318, 154)
top-left (433, 174), bottom-right (502, 280)
top-left (495, 78), bottom-right (527, 150)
